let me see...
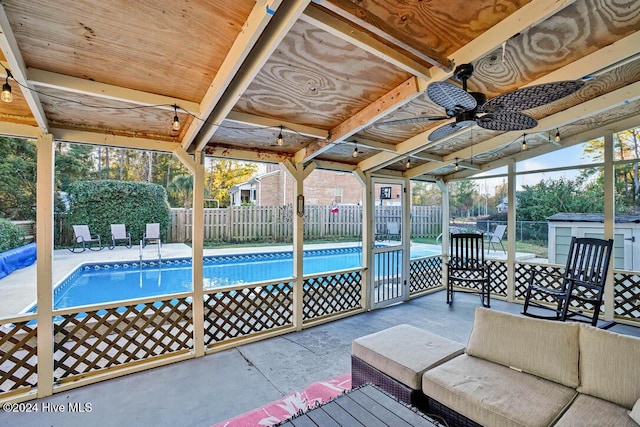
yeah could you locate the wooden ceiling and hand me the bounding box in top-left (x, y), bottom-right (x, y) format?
top-left (0, 0), bottom-right (638, 181)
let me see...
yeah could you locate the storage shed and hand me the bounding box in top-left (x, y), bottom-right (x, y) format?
top-left (548, 213), bottom-right (640, 270)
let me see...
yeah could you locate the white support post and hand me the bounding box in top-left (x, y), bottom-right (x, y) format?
top-left (402, 178), bottom-right (411, 301)
top-left (283, 161), bottom-right (312, 331)
top-left (437, 180), bottom-right (449, 288)
top-left (192, 152), bottom-right (205, 356)
top-left (353, 170), bottom-right (371, 310)
top-left (506, 160), bottom-right (517, 302)
top-left (603, 131), bottom-right (615, 321)
top-left (36, 133), bottom-right (54, 397)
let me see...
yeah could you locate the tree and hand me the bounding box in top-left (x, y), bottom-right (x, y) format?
top-left (516, 176), bottom-right (602, 222)
top-left (168, 175), bottom-right (194, 208)
top-left (0, 137), bottom-right (37, 220)
top-left (411, 181), bottom-right (441, 206)
top-left (449, 180), bottom-right (476, 218)
top-left (206, 160), bottom-right (257, 207)
top-left (582, 128), bottom-right (640, 213)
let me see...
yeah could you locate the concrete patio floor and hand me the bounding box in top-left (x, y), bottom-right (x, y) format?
top-left (0, 290), bottom-right (638, 427)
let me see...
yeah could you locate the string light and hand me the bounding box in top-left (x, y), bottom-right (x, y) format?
top-left (521, 133), bottom-right (527, 151)
top-left (454, 158), bottom-right (459, 172)
top-left (277, 125), bottom-right (284, 146)
top-left (405, 157), bottom-right (411, 169)
top-left (1, 68), bottom-right (12, 103)
top-left (555, 129), bottom-right (561, 142)
top-left (352, 141), bottom-right (358, 158)
top-left (171, 104), bottom-right (180, 131)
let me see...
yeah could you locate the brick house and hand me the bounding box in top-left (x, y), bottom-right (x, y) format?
top-left (229, 164), bottom-right (363, 206)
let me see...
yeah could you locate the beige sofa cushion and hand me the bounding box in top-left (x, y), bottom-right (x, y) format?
top-left (578, 324), bottom-right (640, 409)
top-left (352, 324), bottom-right (464, 390)
top-left (630, 398), bottom-right (640, 424)
top-left (466, 307), bottom-right (580, 387)
top-left (422, 354), bottom-right (576, 427)
top-left (554, 393), bottom-right (639, 427)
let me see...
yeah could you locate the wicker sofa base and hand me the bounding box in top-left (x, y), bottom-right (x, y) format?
top-left (351, 355), bottom-right (428, 410)
top-left (426, 396), bottom-right (482, 427)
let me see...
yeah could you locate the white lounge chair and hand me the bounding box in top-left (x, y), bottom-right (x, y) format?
top-left (486, 224), bottom-right (507, 253)
top-left (142, 223), bottom-right (162, 248)
top-left (109, 224), bottom-right (132, 249)
top-left (70, 225), bottom-right (103, 252)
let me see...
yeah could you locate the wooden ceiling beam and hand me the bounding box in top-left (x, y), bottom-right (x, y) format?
top-left (0, 121), bottom-right (40, 139)
top-left (225, 111), bottom-right (328, 139)
top-left (0, 3), bottom-right (49, 132)
top-left (295, 76), bottom-right (425, 163)
top-left (311, 159), bottom-right (357, 173)
top-left (300, 3), bottom-right (432, 80)
top-left (312, 0), bottom-right (452, 71)
top-left (205, 145), bottom-right (289, 164)
top-left (180, 0), bottom-right (286, 152)
top-left (50, 128), bottom-right (178, 152)
top-left (187, 1), bottom-right (311, 153)
top-left (27, 68), bottom-right (200, 114)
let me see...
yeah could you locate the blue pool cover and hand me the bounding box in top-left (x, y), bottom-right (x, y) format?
top-left (0, 243), bottom-right (36, 280)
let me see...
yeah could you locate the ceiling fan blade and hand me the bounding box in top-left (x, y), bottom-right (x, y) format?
top-left (428, 120), bottom-right (475, 141)
top-left (427, 82), bottom-right (477, 114)
top-left (374, 116), bottom-right (449, 127)
top-left (477, 112), bottom-right (538, 131)
top-left (482, 80), bottom-right (584, 113)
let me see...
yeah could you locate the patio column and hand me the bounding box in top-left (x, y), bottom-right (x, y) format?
top-left (603, 131), bottom-right (615, 321)
top-left (437, 180), bottom-right (449, 289)
top-left (173, 147), bottom-right (205, 356)
top-left (283, 161), bottom-right (314, 331)
top-left (354, 170), bottom-right (371, 310)
top-left (36, 133), bottom-right (54, 397)
top-left (506, 160), bottom-right (516, 302)
top-left (192, 152), bottom-right (205, 356)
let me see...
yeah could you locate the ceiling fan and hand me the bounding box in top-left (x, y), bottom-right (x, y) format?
top-left (374, 63), bottom-right (584, 141)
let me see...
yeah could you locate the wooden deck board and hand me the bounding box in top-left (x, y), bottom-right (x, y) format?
top-left (279, 385), bottom-right (437, 426)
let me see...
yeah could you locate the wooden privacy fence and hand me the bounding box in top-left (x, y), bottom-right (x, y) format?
top-left (169, 205), bottom-right (442, 243)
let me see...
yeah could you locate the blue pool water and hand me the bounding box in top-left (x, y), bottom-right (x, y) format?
top-left (31, 246), bottom-right (440, 311)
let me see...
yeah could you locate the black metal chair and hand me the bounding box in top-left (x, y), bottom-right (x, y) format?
top-left (523, 236), bottom-right (613, 326)
top-left (447, 232), bottom-right (490, 307)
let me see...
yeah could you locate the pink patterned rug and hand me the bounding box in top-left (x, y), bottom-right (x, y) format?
top-left (212, 373), bottom-right (352, 427)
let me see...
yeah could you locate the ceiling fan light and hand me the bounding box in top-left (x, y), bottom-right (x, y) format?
top-left (1, 81), bottom-right (12, 103)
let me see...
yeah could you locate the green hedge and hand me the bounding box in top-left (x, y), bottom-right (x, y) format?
top-left (67, 180), bottom-right (171, 245)
top-left (0, 218), bottom-right (26, 252)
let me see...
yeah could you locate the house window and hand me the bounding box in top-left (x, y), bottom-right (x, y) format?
top-left (334, 187), bottom-right (343, 204)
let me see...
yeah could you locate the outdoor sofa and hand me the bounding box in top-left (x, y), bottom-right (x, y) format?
top-left (352, 307), bottom-right (640, 426)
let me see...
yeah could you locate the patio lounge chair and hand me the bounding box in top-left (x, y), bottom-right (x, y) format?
top-left (486, 224), bottom-right (507, 253)
top-left (109, 224), bottom-right (132, 249)
top-left (142, 223), bottom-right (162, 248)
top-left (70, 225), bottom-right (103, 252)
top-left (522, 236), bottom-right (613, 326)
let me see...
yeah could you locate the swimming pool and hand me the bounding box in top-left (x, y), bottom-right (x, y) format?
top-left (29, 245), bottom-right (441, 311)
